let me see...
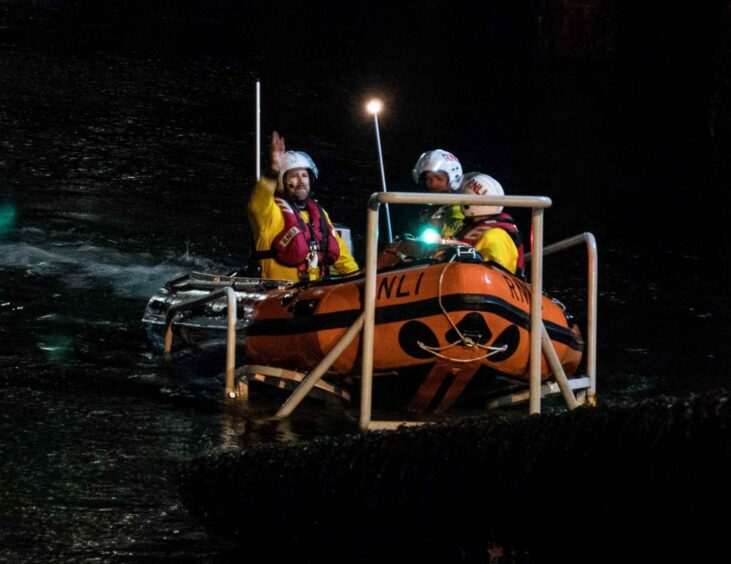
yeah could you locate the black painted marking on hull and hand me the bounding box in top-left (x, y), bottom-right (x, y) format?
top-left (398, 321), bottom-right (439, 359)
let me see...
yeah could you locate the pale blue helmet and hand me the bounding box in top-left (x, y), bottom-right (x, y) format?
top-left (279, 151), bottom-right (319, 181)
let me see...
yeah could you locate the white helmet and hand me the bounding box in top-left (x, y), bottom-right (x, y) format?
top-left (412, 149), bottom-right (463, 192)
top-left (460, 172), bottom-right (504, 217)
top-left (279, 150), bottom-right (319, 181)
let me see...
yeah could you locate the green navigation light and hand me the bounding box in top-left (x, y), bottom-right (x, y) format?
top-left (418, 227), bottom-right (441, 244)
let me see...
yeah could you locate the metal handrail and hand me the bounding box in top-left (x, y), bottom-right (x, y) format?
top-left (525, 232), bottom-right (598, 403)
top-left (275, 314), bottom-right (365, 418)
top-left (361, 192), bottom-right (554, 430)
top-left (163, 288), bottom-right (228, 336)
top-left (163, 286), bottom-right (238, 396)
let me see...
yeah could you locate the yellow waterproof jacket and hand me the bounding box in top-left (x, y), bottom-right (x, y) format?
top-left (418, 204), bottom-right (465, 239)
top-left (471, 228), bottom-right (519, 274)
top-left (247, 177), bottom-right (359, 281)
top-left (436, 204), bottom-right (465, 238)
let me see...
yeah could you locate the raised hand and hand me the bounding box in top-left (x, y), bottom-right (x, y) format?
top-left (270, 130), bottom-right (286, 172)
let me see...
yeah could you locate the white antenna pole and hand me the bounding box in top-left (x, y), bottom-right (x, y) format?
top-left (367, 99), bottom-right (393, 244)
top-left (255, 81), bottom-right (261, 180)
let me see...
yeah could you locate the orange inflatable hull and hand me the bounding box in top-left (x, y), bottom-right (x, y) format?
top-left (245, 262), bottom-right (583, 381)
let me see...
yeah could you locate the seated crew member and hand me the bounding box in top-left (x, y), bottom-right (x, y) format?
top-left (247, 131), bottom-right (359, 281)
top-left (454, 172), bottom-right (525, 276)
top-left (411, 148), bottom-right (465, 238)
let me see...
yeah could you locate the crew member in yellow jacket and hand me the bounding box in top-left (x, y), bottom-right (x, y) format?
top-left (247, 131), bottom-right (359, 282)
top-left (454, 172), bottom-right (525, 276)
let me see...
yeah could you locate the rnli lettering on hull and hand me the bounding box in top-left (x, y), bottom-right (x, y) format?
top-left (377, 271), bottom-right (425, 300)
top-left (376, 270), bottom-right (530, 305)
top-left (502, 274), bottom-right (531, 305)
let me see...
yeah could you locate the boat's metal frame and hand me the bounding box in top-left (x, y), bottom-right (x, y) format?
top-left (160, 191), bottom-right (598, 431)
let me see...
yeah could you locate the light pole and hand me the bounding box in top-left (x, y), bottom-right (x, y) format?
top-left (366, 98), bottom-right (393, 244)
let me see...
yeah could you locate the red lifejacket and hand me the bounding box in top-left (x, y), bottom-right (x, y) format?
top-left (455, 212), bottom-right (525, 276)
top-left (264, 197), bottom-right (340, 276)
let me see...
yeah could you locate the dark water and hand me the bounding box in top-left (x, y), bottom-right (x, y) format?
top-left (1, 3), bottom-right (730, 561)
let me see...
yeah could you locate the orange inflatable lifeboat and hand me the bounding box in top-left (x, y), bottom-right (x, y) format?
top-left (244, 242), bottom-right (583, 381)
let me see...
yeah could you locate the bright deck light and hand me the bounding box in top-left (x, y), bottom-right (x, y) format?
top-left (419, 227), bottom-right (441, 244)
top-left (366, 98), bottom-right (383, 114)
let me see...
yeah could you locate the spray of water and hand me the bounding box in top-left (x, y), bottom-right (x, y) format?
top-left (0, 227), bottom-right (228, 299)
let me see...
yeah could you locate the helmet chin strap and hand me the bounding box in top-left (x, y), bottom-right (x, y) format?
top-left (285, 190), bottom-right (310, 209)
